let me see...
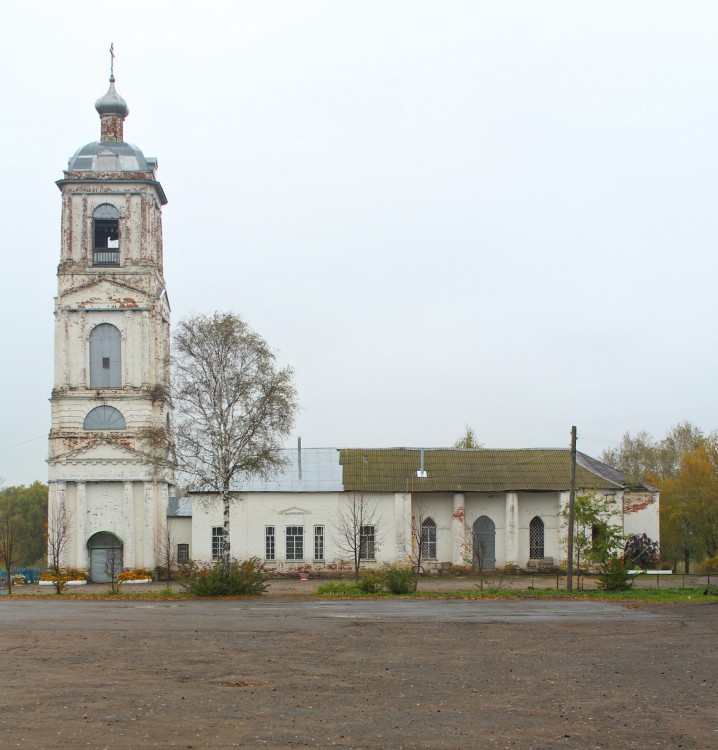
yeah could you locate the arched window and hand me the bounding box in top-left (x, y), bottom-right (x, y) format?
top-left (93, 203), bottom-right (120, 266)
top-left (83, 405), bottom-right (126, 430)
top-left (89, 323), bottom-right (121, 388)
top-left (421, 517), bottom-right (437, 560)
top-left (529, 516), bottom-right (545, 560)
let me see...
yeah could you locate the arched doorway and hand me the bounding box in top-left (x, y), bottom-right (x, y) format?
top-left (87, 532), bottom-right (123, 583)
top-left (472, 516), bottom-right (496, 570)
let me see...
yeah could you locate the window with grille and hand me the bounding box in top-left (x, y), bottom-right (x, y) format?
top-left (286, 525), bottom-right (303, 560)
top-left (265, 526), bottom-right (275, 561)
top-left (177, 544), bottom-right (189, 565)
top-left (421, 517), bottom-right (437, 559)
top-left (211, 526), bottom-right (225, 560)
top-left (360, 525), bottom-right (375, 560)
top-left (314, 525), bottom-right (325, 561)
top-left (529, 516), bottom-right (544, 559)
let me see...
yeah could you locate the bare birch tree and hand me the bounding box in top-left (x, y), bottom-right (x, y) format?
top-left (46, 501), bottom-right (72, 595)
top-left (173, 312), bottom-right (297, 578)
top-left (335, 491), bottom-right (381, 582)
top-left (156, 520), bottom-right (177, 587)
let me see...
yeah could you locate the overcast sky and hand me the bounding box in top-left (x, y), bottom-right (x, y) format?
top-left (2, 1), bottom-right (718, 486)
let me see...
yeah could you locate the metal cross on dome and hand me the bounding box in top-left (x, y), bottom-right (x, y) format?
top-left (109, 42), bottom-right (115, 79)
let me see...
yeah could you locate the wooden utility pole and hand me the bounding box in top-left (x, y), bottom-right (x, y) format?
top-left (567, 426), bottom-right (577, 592)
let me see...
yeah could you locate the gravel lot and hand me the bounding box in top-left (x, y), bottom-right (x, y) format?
top-left (0, 594), bottom-right (716, 749)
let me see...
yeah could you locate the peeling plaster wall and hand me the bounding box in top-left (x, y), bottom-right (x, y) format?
top-left (623, 491), bottom-right (660, 543)
top-left (49, 164), bottom-right (172, 574)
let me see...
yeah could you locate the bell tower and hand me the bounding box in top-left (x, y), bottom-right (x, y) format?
top-left (48, 65), bottom-right (173, 580)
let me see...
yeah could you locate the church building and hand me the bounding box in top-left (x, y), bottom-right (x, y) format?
top-left (49, 71), bottom-right (660, 581)
top-left (48, 69), bottom-right (173, 582)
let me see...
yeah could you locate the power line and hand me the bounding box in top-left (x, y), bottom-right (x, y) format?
top-left (0, 435), bottom-right (46, 451)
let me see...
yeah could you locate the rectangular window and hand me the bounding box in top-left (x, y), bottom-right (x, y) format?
top-left (360, 525), bottom-right (375, 560)
top-left (265, 526), bottom-right (275, 561)
top-left (314, 525), bottom-right (325, 561)
top-left (177, 543), bottom-right (189, 565)
top-left (286, 525), bottom-right (304, 561)
top-left (211, 526), bottom-right (225, 560)
top-left (102, 357), bottom-right (110, 369)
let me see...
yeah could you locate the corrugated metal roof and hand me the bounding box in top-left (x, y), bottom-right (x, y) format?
top-left (193, 446), bottom-right (625, 495)
top-left (167, 496), bottom-right (192, 517)
top-left (229, 447), bottom-right (344, 492)
top-left (339, 448), bottom-right (623, 493)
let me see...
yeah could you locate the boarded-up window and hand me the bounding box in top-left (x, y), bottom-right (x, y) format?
top-left (89, 323), bottom-right (121, 388)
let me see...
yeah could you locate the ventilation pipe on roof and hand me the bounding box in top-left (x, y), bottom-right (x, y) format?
top-left (417, 448), bottom-right (427, 478)
top-left (297, 436), bottom-right (302, 481)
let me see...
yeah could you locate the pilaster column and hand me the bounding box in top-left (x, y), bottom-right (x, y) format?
top-left (395, 492), bottom-right (412, 563)
top-left (76, 482), bottom-right (88, 569)
top-left (143, 482), bottom-right (156, 568)
top-left (78, 311), bottom-right (87, 388)
top-left (123, 482), bottom-right (135, 569)
top-left (56, 310), bottom-right (69, 389)
top-left (123, 310), bottom-right (132, 388)
top-left (504, 492), bottom-right (519, 565)
top-left (452, 493), bottom-right (466, 565)
top-left (141, 311), bottom-right (151, 386)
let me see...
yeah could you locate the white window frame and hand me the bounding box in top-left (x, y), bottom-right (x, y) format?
top-left (286, 525), bottom-right (304, 561)
top-left (314, 525), bottom-right (325, 561)
top-left (360, 525), bottom-right (375, 560)
top-left (211, 526), bottom-right (225, 560)
top-left (265, 526), bottom-right (276, 561)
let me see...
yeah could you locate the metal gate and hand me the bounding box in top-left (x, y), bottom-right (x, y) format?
top-left (472, 516), bottom-right (496, 570)
top-left (87, 532), bottom-right (123, 583)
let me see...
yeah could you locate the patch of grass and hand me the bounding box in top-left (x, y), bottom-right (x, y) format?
top-left (315, 582), bottom-right (364, 597)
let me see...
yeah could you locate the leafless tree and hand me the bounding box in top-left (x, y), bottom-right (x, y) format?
top-left (406, 501), bottom-right (433, 574)
top-left (173, 312), bottom-right (297, 578)
top-left (46, 501), bottom-right (72, 595)
top-left (156, 520), bottom-right (177, 587)
top-left (0, 494), bottom-right (19, 595)
top-left (335, 491), bottom-right (382, 582)
top-left (105, 544), bottom-right (122, 594)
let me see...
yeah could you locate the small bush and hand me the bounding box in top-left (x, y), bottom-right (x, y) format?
top-left (596, 554), bottom-right (635, 592)
top-left (359, 568), bottom-right (385, 593)
top-left (696, 556), bottom-right (718, 576)
top-left (383, 566), bottom-right (418, 594)
top-left (315, 581), bottom-right (363, 597)
top-left (181, 558), bottom-right (267, 596)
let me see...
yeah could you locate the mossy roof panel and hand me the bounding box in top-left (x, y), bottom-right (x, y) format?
top-left (339, 448), bottom-right (622, 493)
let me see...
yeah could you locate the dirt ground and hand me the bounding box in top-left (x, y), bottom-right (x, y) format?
top-left (1, 590), bottom-right (717, 750)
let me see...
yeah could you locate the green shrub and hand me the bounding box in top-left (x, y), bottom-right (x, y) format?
top-left (181, 558), bottom-right (267, 596)
top-left (315, 581), bottom-right (363, 596)
top-left (383, 566), bottom-right (418, 594)
top-left (503, 562), bottom-right (521, 576)
top-left (596, 554), bottom-right (635, 592)
top-left (359, 568), bottom-right (385, 593)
